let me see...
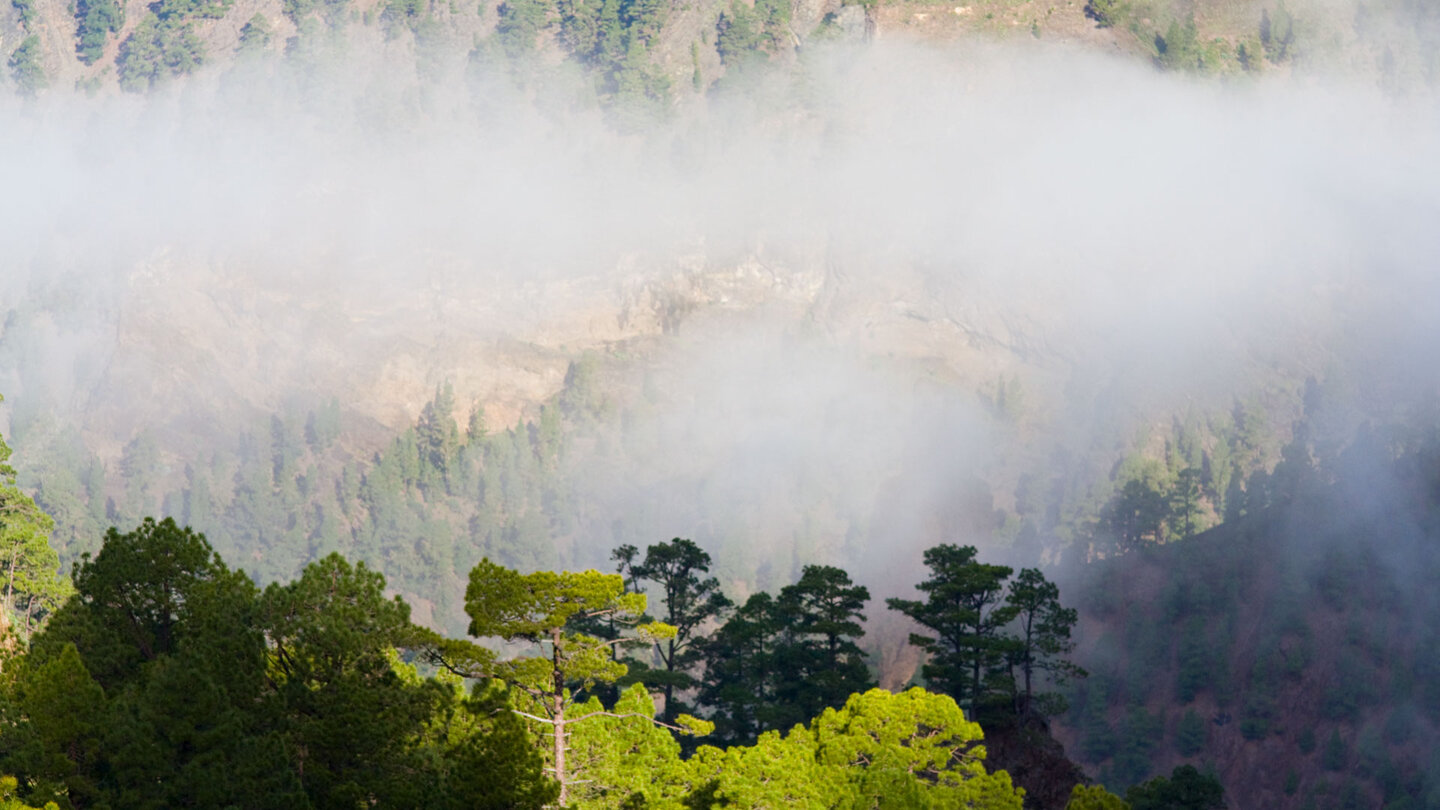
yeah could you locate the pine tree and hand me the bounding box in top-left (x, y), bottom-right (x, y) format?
top-left (887, 545), bottom-right (1018, 711)
top-left (428, 558), bottom-right (704, 806)
top-left (1003, 568), bottom-right (1084, 715)
top-left (772, 565), bottom-right (873, 724)
top-left (632, 538), bottom-right (732, 722)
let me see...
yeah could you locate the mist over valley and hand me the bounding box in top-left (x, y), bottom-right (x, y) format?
top-left (2, 1), bottom-right (1440, 806)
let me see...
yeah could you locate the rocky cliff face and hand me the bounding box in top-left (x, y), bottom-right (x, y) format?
top-left (985, 712), bottom-right (1091, 810)
top-left (55, 237), bottom-right (1053, 465)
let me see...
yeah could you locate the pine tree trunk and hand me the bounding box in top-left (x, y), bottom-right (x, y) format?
top-left (553, 627), bottom-right (568, 806)
top-left (4, 546), bottom-right (18, 615)
top-left (661, 637), bottom-right (676, 722)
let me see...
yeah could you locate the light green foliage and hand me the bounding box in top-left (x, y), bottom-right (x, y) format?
top-left (467, 559), bottom-right (656, 641)
top-left (0, 776), bottom-right (57, 810)
top-left (462, 558), bottom-right (672, 696)
top-left (7, 37), bottom-right (45, 96)
top-left (452, 558), bottom-right (679, 805)
top-left (690, 688), bottom-right (1024, 809)
top-left (688, 725), bottom-right (840, 808)
top-left (811, 688), bottom-right (1020, 809)
top-left (0, 412), bottom-right (65, 645)
top-left (1067, 784), bottom-right (1130, 810)
top-left (566, 684), bottom-right (694, 808)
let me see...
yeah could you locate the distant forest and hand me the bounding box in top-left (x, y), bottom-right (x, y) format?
top-left (17, 354), bottom-right (1323, 637)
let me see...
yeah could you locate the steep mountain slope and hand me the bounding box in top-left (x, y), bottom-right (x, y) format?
top-left (1055, 424), bottom-right (1440, 809)
top-left (2, 0), bottom-right (1431, 101)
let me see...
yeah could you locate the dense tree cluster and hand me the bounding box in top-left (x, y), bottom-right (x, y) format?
top-left (2, 518), bottom-right (552, 808)
top-left (0, 408), bottom-right (1043, 807)
top-left (27, 383), bottom-right (584, 635)
top-left (1083, 393), bottom-right (1334, 558)
top-left (697, 561), bottom-right (875, 744)
top-left (888, 545), bottom-right (1083, 720)
top-left (1065, 407), bottom-right (1440, 801)
top-left (0, 516), bottom-right (1036, 809)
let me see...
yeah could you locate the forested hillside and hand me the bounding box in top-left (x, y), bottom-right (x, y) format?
top-left (7, 348), bottom-right (1309, 638)
top-left (1057, 404), bottom-right (1440, 808)
top-left (1, 0), bottom-right (1436, 103)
